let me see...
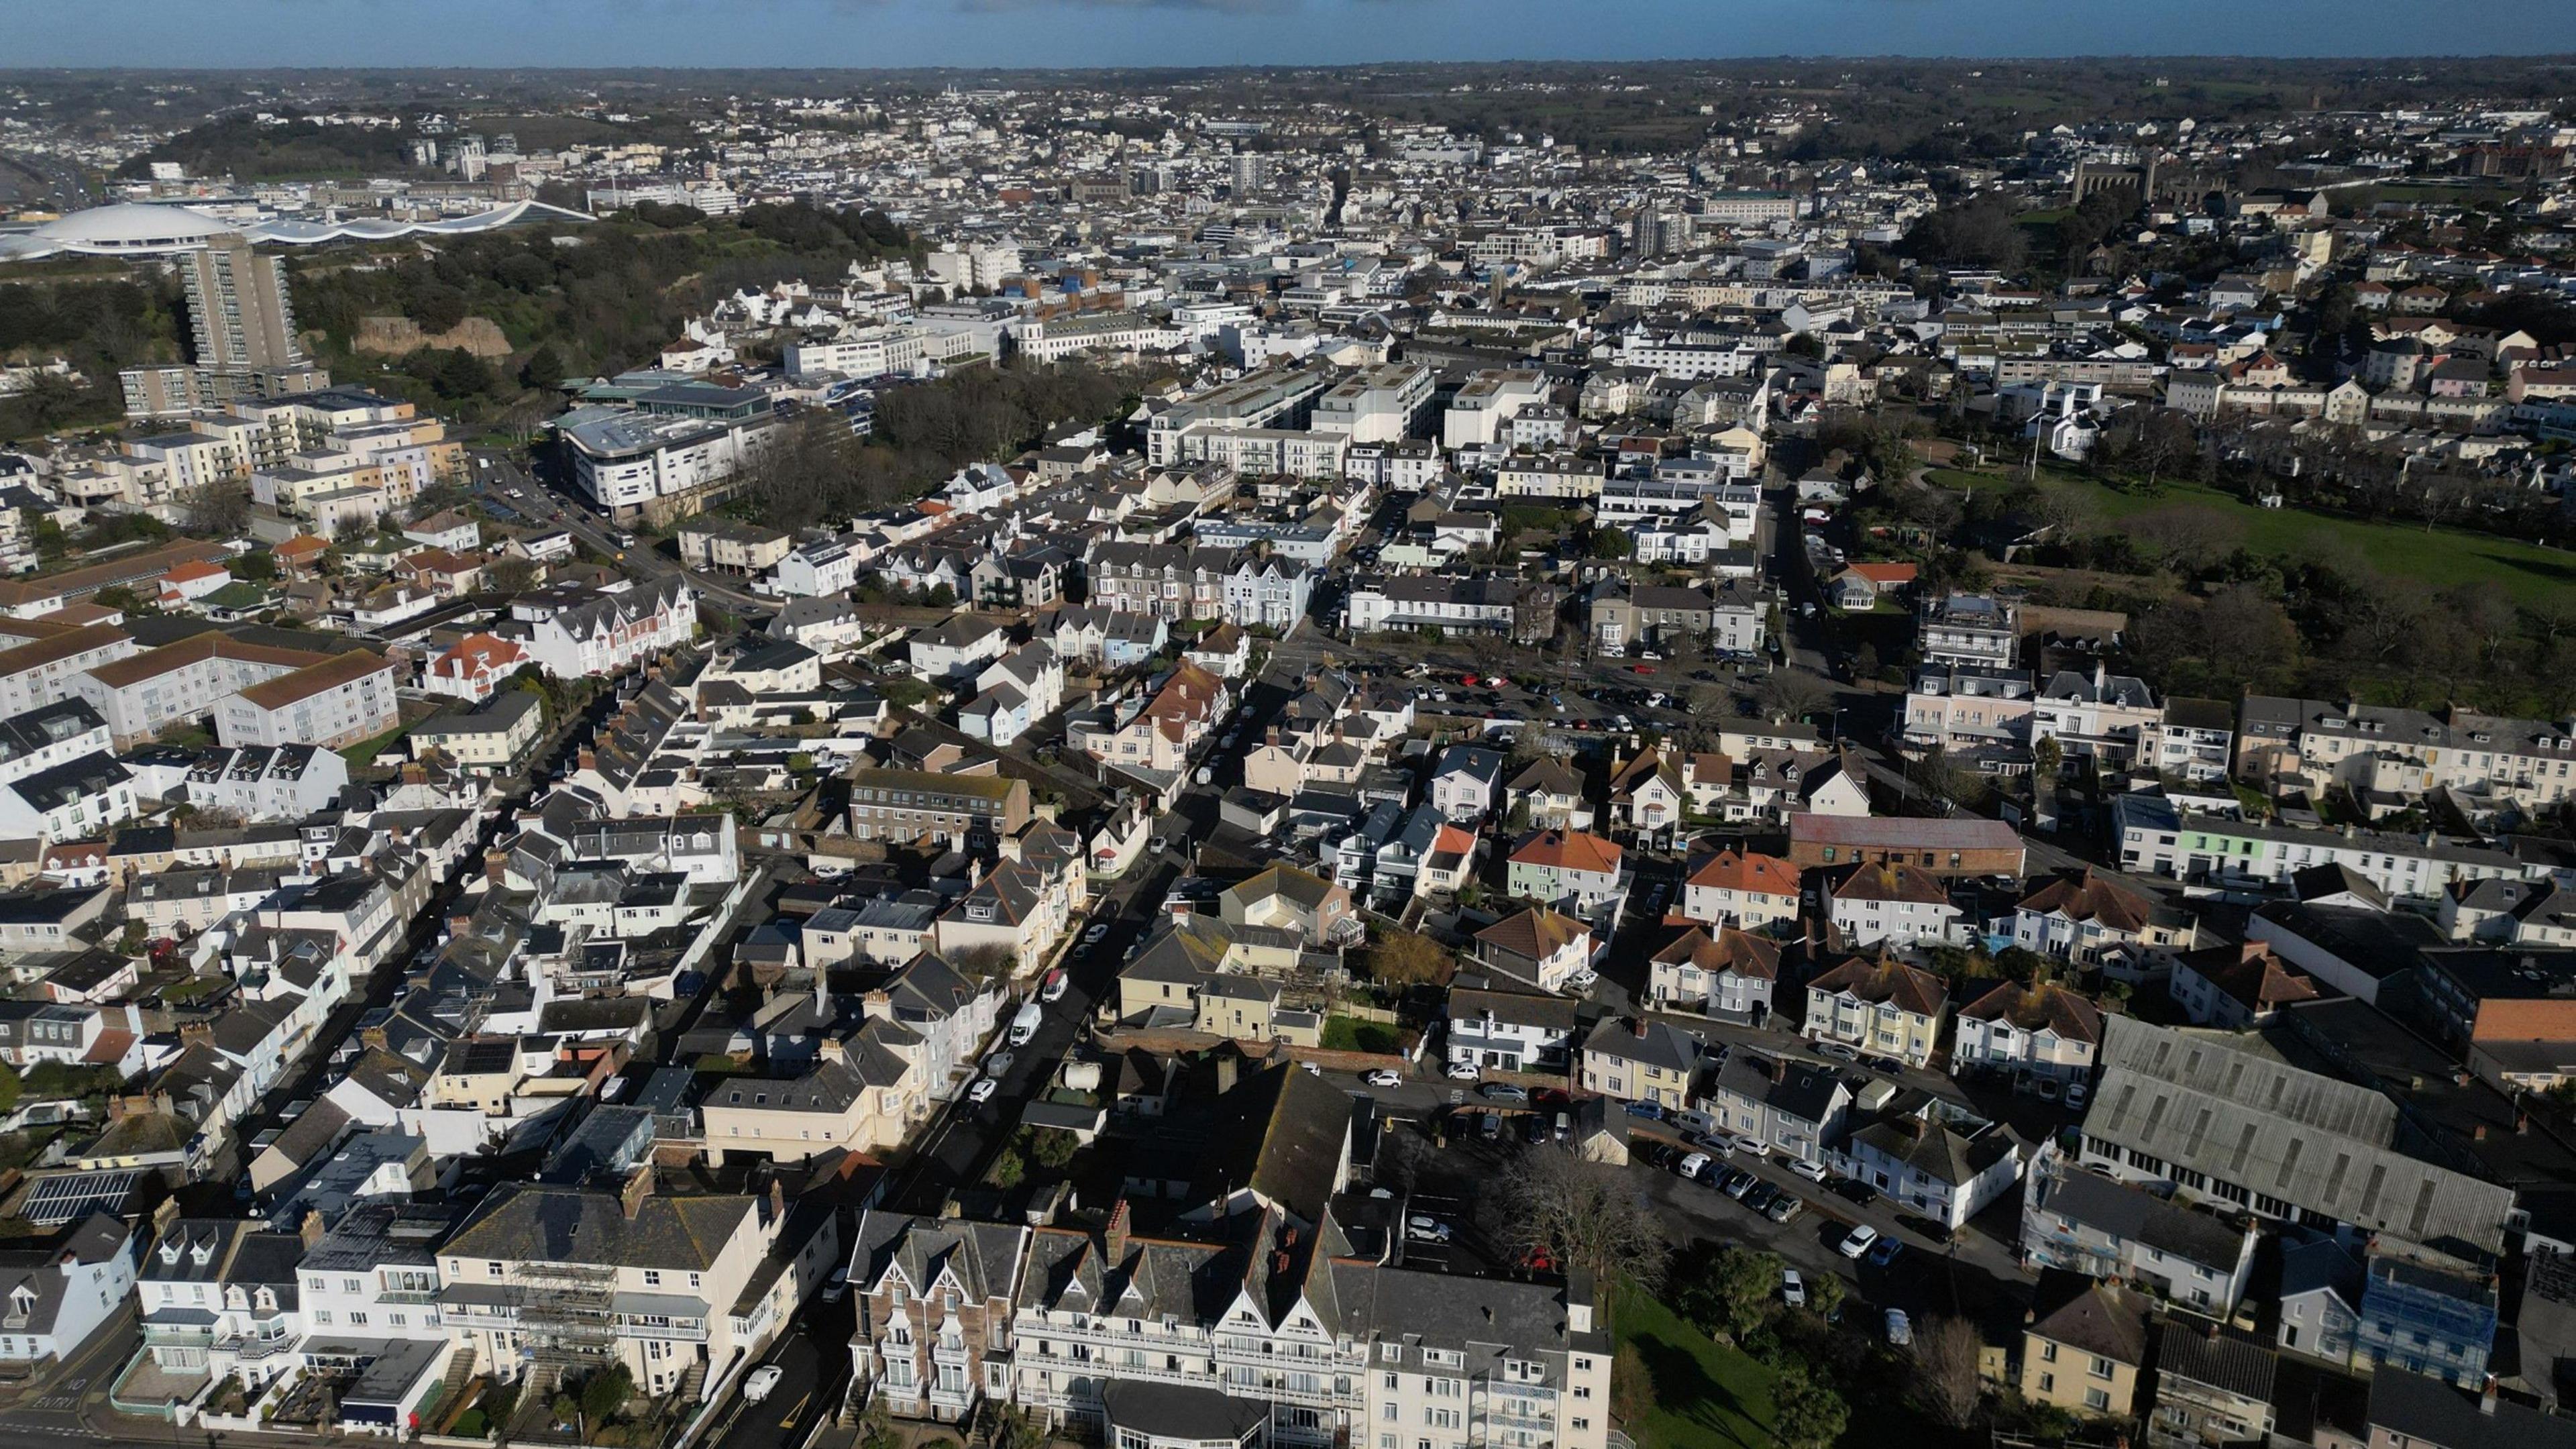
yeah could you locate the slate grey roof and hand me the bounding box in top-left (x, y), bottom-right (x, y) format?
top-left (2037, 1165), bottom-right (2247, 1271)
top-left (445, 1181), bottom-right (756, 1271)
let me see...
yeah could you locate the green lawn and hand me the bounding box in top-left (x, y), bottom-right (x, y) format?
top-left (1322, 1016), bottom-right (1401, 1054)
top-left (1611, 1283), bottom-right (1782, 1449)
top-left (1926, 466), bottom-right (2576, 608)
top-left (338, 722), bottom-right (416, 766)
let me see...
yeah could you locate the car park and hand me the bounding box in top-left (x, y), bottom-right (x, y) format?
top-left (1838, 1225), bottom-right (1880, 1259)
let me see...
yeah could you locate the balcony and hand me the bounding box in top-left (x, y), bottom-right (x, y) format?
top-left (213, 1334), bottom-right (295, 1362)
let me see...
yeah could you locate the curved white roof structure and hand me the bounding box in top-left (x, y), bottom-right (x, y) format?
top-left (0, 198), bottom-right (595, 262)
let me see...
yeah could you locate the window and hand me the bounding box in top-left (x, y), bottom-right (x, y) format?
top-left (2084, 1389), bottom-right (2111, 1411)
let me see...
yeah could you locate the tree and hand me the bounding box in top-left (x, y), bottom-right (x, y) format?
top-left (1911, 1316), bottom-right (1986, 1430)
top-left (1492, 1147), bottom-right (1669, 1300)
top-left (178, 479), bottom-right (249, 538)
top-left (1754, 669), bottom-right (1833, 725)
top-left (1589, 527), bottom-right (1633, 560)
top-left (519, 343), bottom-right (567, 392)
top-left (1803, 1265), bottom-right (1845, 1321)
top-left (1772, 1366), bottom-right (1850, 1449)
top-left (1366, 933), bottom-right (1452, 988)
top-left (1668, 1242), bottom-right (1778, 1340)
top-left (408, 284), bottom-right (469, 334)
top-left (2031, 733), bottom-right (2063, 781)
top-left (578, 1364), bottom-right (631, 1432)
top-left (484, 554), bottom-right (539, 596)
top-left (987, 1405), bottom-right (1047, 1449)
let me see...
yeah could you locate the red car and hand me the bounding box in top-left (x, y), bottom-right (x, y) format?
top-left (1460, 674), bottom-right (1481, 686)
top-left (1629, 664), bottom-right (1656, 675)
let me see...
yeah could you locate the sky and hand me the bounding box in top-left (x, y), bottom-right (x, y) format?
top-left (7, 0), bottom-right (2576, 69)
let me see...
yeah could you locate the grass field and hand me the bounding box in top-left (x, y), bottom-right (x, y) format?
top-left (1611, 1283), bottom-right (1782, 1449)
top-left (1925, 467), bottom-right (2576, 608)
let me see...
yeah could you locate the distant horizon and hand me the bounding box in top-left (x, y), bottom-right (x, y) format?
top-left (8, 0), bottom-right (2576, 72)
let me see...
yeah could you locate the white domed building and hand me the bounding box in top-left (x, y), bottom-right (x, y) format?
top-left (3, 201), bottom-right (231, 256)
top-left (0, 197), bottom-right (592, 263)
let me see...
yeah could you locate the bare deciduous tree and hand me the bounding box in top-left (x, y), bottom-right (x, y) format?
top-left (178, 480), bottom-right (250, 539)
top-left (1491, 1144), bottom-right (1668, 1295)
top-left (1754, 669), bottom-right (1833, 726)
top-left (1911, 1316), bottom-right (1985, 1430)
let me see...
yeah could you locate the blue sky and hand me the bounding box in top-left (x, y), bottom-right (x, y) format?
top-left (7, 0), bottom-right (2576, 68)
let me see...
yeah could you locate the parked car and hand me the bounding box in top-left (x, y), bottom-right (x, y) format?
top-left (1406, 1216), bottom-right (1452, 1243)
top-left (1480, 1082), bottom-right (1532, 1104)
top-left (967, 1079), bottom-right (998, 1104)
top-left (1897, 1214), bottom-right (1956, 1246)
top-left (1727, 1134), bottom-right (1772, 1159)
top-left (1364, 1069), bottom-right (1403, 1088)
top-left (1835, 1179), bottom-right (1880, 1208)
top-left (1787, 1157), bottom-right (1830, 1184)
top-left (1860, 1053), bottom-right (1905, 1074)
top-left (1040, 969), bottom-right (1069, 1003)
top-left (1885, 1309), bottom-right (1913, 1348)
top-left (1479, 1114), bottom-right (1503, 1141)
top-left (1081, 923), bottom-right (1110, 946)
top-left (1764, 1193), bottom-right (1804, 1225)
top-left (1676, 1151), bottom-right (1712, 1180)
top-left (1622, 1101), bottom-right (1664, 1122)
top-left (1564, 967), bottom-right (1599, 991)
top-left (1743, 1181), bottom-right (1780, 1214)
top-left (1444, 1062), bottom-right (1480, 1081)
top-left (1866, 1236), bottom-right (1905, 1269)
top-left (1720, 1169), bottom-right (1758, 1199)
top-left (1148, 835), bottom-right (1169, 855)
top-left (745, 1366), bottom-right (785, 1404)
top-left (1813, 1041), bottom-right (1859, 1062)
top-left (1838, 1225), bottom-right (1880, 1259)
top-left (1780, 1269), bottom-right (1806, 1309)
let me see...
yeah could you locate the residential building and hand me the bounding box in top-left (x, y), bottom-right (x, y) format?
top-left (1446, 982), bottom-right (1580, 1074)
top-left (437, 1175), bottom-right (836, 1401)
top-left (1953, 980), bottom-right (2102, 1096)
top-left (2018, 1274), bottom-right (2150, 1417)
top-left (1646, 924), bottom-right (1780, 1026)
top-left (1801, 954), bottom-right (1947, 1066)
top-left (1822, 861), bottom-right (1960, 949)
top-left (1677, 849), bottom-right (1801, 934)
top-left (1578, 1016), bottom-right (1705, 1110)
top-left (1470, 908), bottom-right (1592, 994)
top-left (1505, 829), bottom-right (1625, 919)
top-left (2019, 1144), bottom-right (2260, 1312)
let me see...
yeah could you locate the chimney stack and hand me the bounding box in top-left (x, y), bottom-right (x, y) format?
top-left (621, 1164), bottom-right (655, 1220)
top-left (1106, 1197), bottom-right (1132, 1265)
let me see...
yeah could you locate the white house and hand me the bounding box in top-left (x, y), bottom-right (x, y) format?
top-left (1953, 980), bottom-right (2102, 1097)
